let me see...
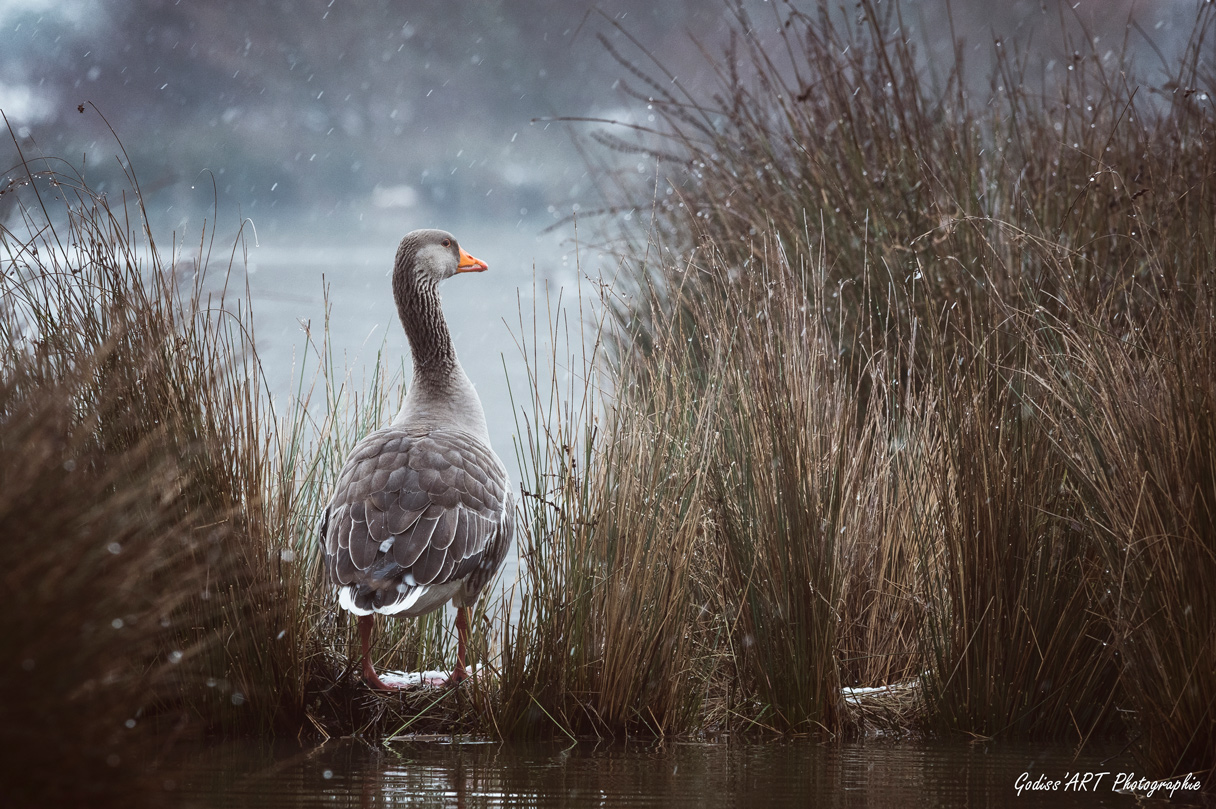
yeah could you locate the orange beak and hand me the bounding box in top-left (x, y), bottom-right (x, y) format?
top-left (456, 246), bottom-right (489, 273)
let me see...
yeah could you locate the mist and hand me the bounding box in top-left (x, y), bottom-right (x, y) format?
top-left (0, 0), bottom-right (1199, 478)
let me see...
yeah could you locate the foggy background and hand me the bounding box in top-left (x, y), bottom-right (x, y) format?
top-left (0, 0), bottom-right (1200, 482)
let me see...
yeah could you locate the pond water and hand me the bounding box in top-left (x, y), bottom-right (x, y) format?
top-left (169, 737), bottom-right (1207, 808)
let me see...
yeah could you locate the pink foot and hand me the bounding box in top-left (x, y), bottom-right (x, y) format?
top-left (364, 661), bottom-right (408, 692)
top-left (416, 669), bottom-right (466, 688)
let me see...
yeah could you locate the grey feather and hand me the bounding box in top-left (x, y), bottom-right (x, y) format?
top-left (322, 426), bottom-right (513, 611)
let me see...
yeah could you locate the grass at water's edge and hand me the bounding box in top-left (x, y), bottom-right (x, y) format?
top-left (2, 1), bottom-right (1215, 801)
top-left (584, 0), bottom-right (1214, 777)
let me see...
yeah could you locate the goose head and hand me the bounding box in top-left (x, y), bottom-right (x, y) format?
top-left (396, 228), bottom-right (488, 286)
top-left (391, 228), bottom-right (490, 396)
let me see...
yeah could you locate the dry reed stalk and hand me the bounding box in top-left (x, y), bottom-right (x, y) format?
top-left (580, 0), bottom-right (1215, 756)
top-left (600, 235), bottom-right (927, 735)
top-left (496, 278), bottom-right (717, 738)
top-left (1032, 290), bottom-right (1216, 776)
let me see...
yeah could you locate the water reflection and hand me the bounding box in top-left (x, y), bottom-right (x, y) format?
top-left (174, 737), bottom-right (1200, 808)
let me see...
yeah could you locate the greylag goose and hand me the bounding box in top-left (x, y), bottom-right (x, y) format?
top-left (319, 228), bottom-right (514, 690)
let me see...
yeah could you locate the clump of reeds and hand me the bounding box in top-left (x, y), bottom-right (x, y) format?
top-left (915, 324), bottom-right (1118, 740)
top-left (1029, 285), bottom-right (1216, 775)
top-left (697, 239), bottom-right (878, 734)
top-left (599, 0), bottom-right (1215, 363)
top-left (0, 319), bottom-right (211, 806)
top-left (0, 140), bottom-right (234, 801)
top-left (0, 122), bottom-right (341, 800)
top-left (494, 280), bottom-right (717, 738)
top-left (581, 0), bottom-right (1216, 763)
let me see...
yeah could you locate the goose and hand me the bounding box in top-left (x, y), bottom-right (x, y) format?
top-left (319, 228), bottom-right (514, 690)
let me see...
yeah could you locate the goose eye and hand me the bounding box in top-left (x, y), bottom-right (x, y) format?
top-left (441, 239), bottom-right (452, 247)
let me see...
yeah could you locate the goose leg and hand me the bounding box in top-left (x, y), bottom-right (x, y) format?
top-left (359, 614), bottom-right (396, 692)
top-left (444, 606), bottom-right (470, 686)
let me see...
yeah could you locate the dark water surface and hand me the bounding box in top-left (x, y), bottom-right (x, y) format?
top-left (170, 737), bottom-right (1207, 808)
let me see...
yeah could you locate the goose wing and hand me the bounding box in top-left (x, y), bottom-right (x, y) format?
top-left (320, 426), bottom-right (513, 614)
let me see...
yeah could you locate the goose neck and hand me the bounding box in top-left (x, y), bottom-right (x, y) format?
top-left (395, 270), bottom-right (457, 386)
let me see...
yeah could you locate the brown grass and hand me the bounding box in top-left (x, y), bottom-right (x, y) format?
top-left (493, 280), bottom-right (716, 737)
top-left (915, 323), bottom-right (1117, 740)
top-left (0, 119), bottom-right (279, 803)
top-left (1028, 285), bottom-right (1216, 774)
top-left (574, 0), bottom-right (1216, 770)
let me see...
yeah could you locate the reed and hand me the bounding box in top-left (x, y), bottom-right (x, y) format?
top-left (0, 321), bottom-right (213, 805)
top-left (1029, 287), bottom-right (1216, 775)
top-left (585, 0), bottom-right (1216, 761)
top-left (494, 278), bottom-right (716, 738)
top-left (0, 120), bottom-right (401, 797)
top-left (0, 128), bottom-right (275, 802)
top-left (686, 241), bottom-right (878, 734)
top-left (914, 324), bottom-right (1118, 740)
top-left (595, 0), bottom-right (1215, 364)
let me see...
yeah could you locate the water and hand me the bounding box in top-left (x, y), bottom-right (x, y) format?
top-left (168, 738), bottom-right (1205, 807)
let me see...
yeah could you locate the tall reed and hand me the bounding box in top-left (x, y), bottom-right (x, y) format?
top-left (915, 326), bottom-right (1117, 740)
top-left (699, 243), bottom-right (872, 733)
top-left (495, 279), bottom-right (716, 737)
top-left (586, 0), bottom-right (1216, 760)
top-left (0, 122), bottom-right (359, 799)
top-left (0, 133), bottom-right (265, 802)
top-left (597, 0), bottom-right (1215, 363)
top-left (1030, 287), bottom-right (1216, 775)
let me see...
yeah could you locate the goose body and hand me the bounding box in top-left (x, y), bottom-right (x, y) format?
top-left (319, 229), bottom-right (514, 689)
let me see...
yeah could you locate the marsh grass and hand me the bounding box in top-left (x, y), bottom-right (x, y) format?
top-left (493, 277), bottom-right (716, 738)
top-left (576, 0), bottom-right (1215, 769)
top-left (702, 246), bottom-right (867, 733)
top-left (595, 0), bottom-right (1215, 358)
top-left (915, 330), bottom-right (1117, 740)
top-left (0, 124), bottom-right (283, 802)
top-left (1028, 288), bottom-right (1216, 774)
top-left (0, 332), bottom-right (215, 806)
